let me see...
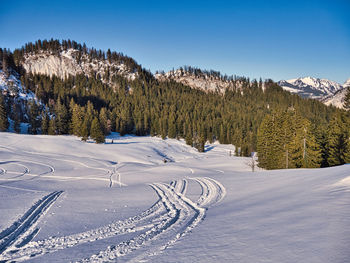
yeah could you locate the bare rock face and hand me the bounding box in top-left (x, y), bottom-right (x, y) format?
top-left (23, 51), bottom-right (82, 78)
top-left (22, 49), bottom-right (138, 82)
top-left (155, 69), bottom-right (240, 93)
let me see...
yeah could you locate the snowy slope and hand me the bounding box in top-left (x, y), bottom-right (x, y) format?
top-left (322, 78), bottom-right (350, 108)
top-left (278, 77), bottom-right (343, 99)
top-left (0, 133), bottom-right (349, 262)
top-left (0, 70), bottom-right (35, 100)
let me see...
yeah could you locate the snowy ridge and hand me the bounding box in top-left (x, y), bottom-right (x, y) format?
top-left (278, 76), bottom-right (350, 108)
top-left (322, 88), bottom-right (348, 108)
top-left (278, 76), bottom-right (343, 99)
top-left (322, 78), bottom-right (350, 108)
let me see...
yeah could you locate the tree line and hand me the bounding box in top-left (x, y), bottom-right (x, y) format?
top-left (1, 39), bottom-right (350, 169)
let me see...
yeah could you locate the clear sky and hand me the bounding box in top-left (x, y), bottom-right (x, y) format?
top-left (1, 0), bottom-right (349, 83)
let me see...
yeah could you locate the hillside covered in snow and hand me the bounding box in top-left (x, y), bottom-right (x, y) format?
top-left (0, 133), bottom-right (349, 262)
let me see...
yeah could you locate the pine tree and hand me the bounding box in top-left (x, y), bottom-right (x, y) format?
top-left (81, 119), bottom-right (89, 141)
top-left (257, 112), bottom-right (283, 169)
top-left (55, 98), bottom-right (69, 134)
top-left (71, 104), bottom-right (84, 136)
top-left (41, 110), bottom-right (50, 135)
top-left (99, 107), bottom-right (110, 135)
top-left (12, 104), bottom-right (21, 134)
top-left (185, 124), bottom-right (193, 146)
top-left (90, 118), bottom-right (105, 143)
top-left (0, 93), bottom-right (9, 131)
top-left (48, 118), bottom-right (57, 135)
top-left (28, 101), bottom-right (40, 134)
top-left (327, 116), bottom-right (347, 166)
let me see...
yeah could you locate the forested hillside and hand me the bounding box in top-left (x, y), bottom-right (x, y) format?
top-left (1, 39), bottom-right (350, 169)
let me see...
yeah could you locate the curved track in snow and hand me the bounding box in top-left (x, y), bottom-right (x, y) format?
top-left (0, 191), bottom-right (63, 255)
top-left (0, 177), bottom-right (225, 262)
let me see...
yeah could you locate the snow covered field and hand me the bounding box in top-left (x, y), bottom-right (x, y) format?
top-left (0, 133), bottom-right (349, 262)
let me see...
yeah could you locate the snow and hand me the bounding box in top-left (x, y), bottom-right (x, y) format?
top-left (278, 76), bottom-right (344, 99)
top-left (0, 133), bottom-right (349, 262)
top-left (0, 70), bottom-right (35, 101)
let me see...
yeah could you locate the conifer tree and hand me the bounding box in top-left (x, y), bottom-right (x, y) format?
top-left (28, 101), bottom-right (40, 134)
top-left (12, 104), bottom-right (21, 134)
top-left (48, 118), bottom-right (57, 135)
top-left (185, 124), bottom-right (193, 146)
top-left (90, 117), bottom-right (105, 143)
top-left (0, 93), bottom-right (9, 131)
top-left (327, 116), bottom-right (348, 166)
top-left (41, 110), bottom-right (50, 135)
top-left (55, 98), bottom-right (69, 134)
top-left (71, 104), bottom-right (84, 136)
top-left (99, 107), bottom-right (110, 135)
top-left (81, 119), bottom-right (89, 141)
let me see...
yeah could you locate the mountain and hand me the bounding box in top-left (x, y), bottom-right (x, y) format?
top-left (0, 39), bottom-right (345, 161)
top-left (22, 48), bottom-right (139, 85)
top-left (277, 77), bottom-right (343, 99)
top-left (155, 67), bottom-right (237, 93)
top-left (321, 78), bottom-right (350, 108)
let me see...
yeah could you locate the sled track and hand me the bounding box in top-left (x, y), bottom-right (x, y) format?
top-left (0, 177), bottom-right (225, 262)
top-left (78, 177), bottom-right (225, 263)
top-left (190, 177), bottom-right (227, 208)
top-left (0, 191), bottom-right (63, 255)
top-left (0, 197), bottom-right (168, 262)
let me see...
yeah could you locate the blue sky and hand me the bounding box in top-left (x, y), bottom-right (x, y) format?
top-left (1, 0), bottom-right (349, 83)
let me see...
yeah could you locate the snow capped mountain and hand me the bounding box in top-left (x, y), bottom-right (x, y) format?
top-left (277, 77), bottom-right (343, 99)
top-left (322, 88), bottom-right (348, 108)
top-left (343, 78), bottom-right (350, 88)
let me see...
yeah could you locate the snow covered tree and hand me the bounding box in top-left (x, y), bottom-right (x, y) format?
top-left (90, 117), bottom-right (105, 143)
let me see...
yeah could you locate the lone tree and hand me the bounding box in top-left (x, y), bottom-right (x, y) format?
top-left (90, 117), bottom-right (105, 144)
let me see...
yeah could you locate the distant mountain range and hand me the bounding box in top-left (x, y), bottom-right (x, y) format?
top-left (278, 77), bottom-right (349, 108)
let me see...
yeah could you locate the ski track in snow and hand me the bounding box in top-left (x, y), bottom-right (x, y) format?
top-left (0, 177), bottom-right (226, 262)
top-left (0, 191), bottom-right (63, 255)
top-left (77, 177), bottom-right (225, 263)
